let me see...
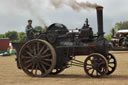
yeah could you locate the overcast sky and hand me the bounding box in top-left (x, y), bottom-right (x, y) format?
top-left (0, 0), bottom-right (128, 35)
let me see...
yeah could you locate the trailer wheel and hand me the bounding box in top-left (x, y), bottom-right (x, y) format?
top-left (106, 53), bottom-right (117, 75)
top-left (19, 39), bottom-right (56, 77)
top-left (84, 53), bottom-right (108, 78)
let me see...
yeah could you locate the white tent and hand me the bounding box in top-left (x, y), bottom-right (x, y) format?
top-left (117, 30), bottom-right (128, 33)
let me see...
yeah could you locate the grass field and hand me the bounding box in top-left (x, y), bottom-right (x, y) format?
top-left (0, 51), bottom-right (128, 85)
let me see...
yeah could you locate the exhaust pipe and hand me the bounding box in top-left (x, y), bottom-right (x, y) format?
top-left (96, 6), bottom-right (104, 37)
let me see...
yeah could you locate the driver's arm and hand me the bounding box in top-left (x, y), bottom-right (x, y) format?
top-left (26, 26), bottom-right (33, 33)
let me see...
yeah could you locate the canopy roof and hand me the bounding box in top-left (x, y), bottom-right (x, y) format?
top-left (117, 30), bottom-right (128, 34)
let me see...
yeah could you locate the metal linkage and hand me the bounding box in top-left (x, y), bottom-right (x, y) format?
top-left (68, 59), bottom-right (84, 67)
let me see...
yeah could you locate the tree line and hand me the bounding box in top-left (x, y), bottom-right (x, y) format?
top-left (0, 26), bottom-right (45, 43)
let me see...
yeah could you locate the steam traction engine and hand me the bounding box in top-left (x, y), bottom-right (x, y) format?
top-left (13, 6), bottom-right (117, 78)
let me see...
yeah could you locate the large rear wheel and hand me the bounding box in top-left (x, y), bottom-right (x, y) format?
top-left (19, 39), bottom-right (56, 77)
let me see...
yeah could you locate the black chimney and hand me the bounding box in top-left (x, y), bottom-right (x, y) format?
top-left (96, 6), bottom-right (104, 37)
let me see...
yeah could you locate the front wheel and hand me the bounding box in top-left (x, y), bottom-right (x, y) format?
top-left (106, 53), bottom-right (117, 75)
top-left (84, 53), bottom-right (108, 78)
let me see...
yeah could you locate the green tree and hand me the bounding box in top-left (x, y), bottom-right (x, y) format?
top-left (34, 26), bottom-right (43, 31)
top-left (17, 32), bottom-right (26, 42)
top-left (0, 34), bottom-right (6, 38)
top-left (5, 31), bottom-right (18, 42)
top-left (34, 26), bottom-right (46, 32)
top-left (105, 34), bottom-right (112, 41)
top-left (113, 21), bottom-right (128, 31)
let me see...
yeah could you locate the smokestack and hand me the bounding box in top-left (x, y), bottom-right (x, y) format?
top-left (96, 6), bottom-right (104, 37)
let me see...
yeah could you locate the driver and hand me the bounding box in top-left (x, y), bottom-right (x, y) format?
top-left (25, 19), bottom-right (35, 40)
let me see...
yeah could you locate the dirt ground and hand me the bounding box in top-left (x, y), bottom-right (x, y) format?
top-left (0, 51), bottom-right (128, 85)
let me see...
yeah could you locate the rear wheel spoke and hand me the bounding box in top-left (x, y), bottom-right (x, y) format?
top-left (31, 63), bottom-right (35, 73)
top-left (41, 54), bottom-right (52, 58)
top-left (26, 51), bottom-right (34, 57)
top-left (42, 47), bottom-right (49, 55)
top-left (37, 63), bottom-right (43, 73)
top-left (27, 46), bottom-right (33, 53)
top-left (35, 64), bottom-right (38, 76)
top-left (43, 59), bottom-right (52, 62)
top-left (33, 45), bottom-right (37, 55)
top-left (40, 61), bottom-right (51, 67)
top-left (37, 42), bottom-right (40, 52)
top-left (38, 45), bottom-right (45, 55)
top-left (26, 63), bottom-right (33, 69)
top-left (22, 56), bottom-right (31, 59)
top-left (40, 63), bottom-right (47, 73)
top-left (25, 59), bottom-right (32, 63)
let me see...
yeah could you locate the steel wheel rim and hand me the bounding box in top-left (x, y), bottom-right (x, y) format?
top-left (19, 39), bottom-right (56, 77)
top-left (106, 53), bottom-right (117, 75)
top-left (84, 53), bottom-right (108, 78)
